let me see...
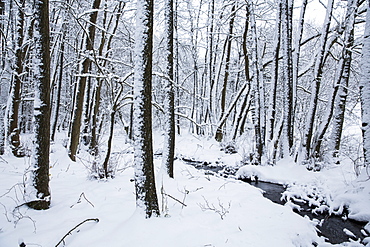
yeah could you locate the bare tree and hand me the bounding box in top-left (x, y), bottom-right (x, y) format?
top-left (301, 0), bottom-right (334, 163)
top-left (248, 1), bottom-right (264, 165)
top-left (68, 0), bottom-right (101, 161)
top-left (6, 0), bottom-right (26, 156)
top-left (134, 0), bottom-right (160, 218)
top-left (51, 20), bottom-right (67, 142)
top-left (26, 0), bottom-right (51, 210)
top-left (162, 0), bottom-right (175, 178)
top-left (280, 0), bottom-right (294, 157)
top-left (326, 0), bottom-right (358, 163)
top-left (266, 0), bottom-right (281, 145)
top-left (315, 0), bottom-right (358, 161)
top-left (215, 3), bottom-right (236, 142)
top-left (232, 9), bottom-right (251, 140)
top-left (359, 0), bottom-right (370, 168)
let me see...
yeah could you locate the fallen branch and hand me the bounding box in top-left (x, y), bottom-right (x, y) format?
top-left (55, 218), bottom-right (99, 247)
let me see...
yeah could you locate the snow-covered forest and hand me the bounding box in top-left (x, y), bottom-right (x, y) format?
top-left (0, 0), bottom-right (370, 246)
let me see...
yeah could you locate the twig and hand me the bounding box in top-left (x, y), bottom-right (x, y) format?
top-left (70, 192), bottom-right (94, 208)
top-left (218, 181), bottom-right (232, 190)
top-left (0, 156), bottom-right (8, 163)
top-left (0, 183), bottom-right (24, 199)
top-left (198, 196), bottom-right (231, 220)
top-left (163, 192), bottom-right (187, 207)
top-left (55, 218), bottom-right (99, 247)
top-left (181, 192), bottom-right (188, 209)
top-left (0, 202), bottom-right (11, 222)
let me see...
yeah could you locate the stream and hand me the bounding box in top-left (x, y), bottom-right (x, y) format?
top-left (246, 180), bottom-right (367, 245)
top-left (183, 159), bottom-right (368, 245)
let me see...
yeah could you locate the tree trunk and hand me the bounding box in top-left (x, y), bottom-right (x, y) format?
top-left (359, 0), bottom-right (370, 168)
top-left (187, 0), bottom-right (202, 135)
top-left (215, 81), bottom-right (248, 139)
top-left (0, 0), bottom-right (4, 153)
top-left (51, 32), bottom-right (65, 142)
top-left (328, 0), bottom-right (358, 163)
top-left (232, 91), bottom-right (250, 140)
top-left (27, 0), bottom-right (51, 210)
top-left (232, 11), bottom-right (251, 140)
top-left (102, 108), bottom-right (115, 178)
top-left (0, 0), bottom-right (5, 67)
top-left (215, 4), bottom-right (236, 142)
top-left (68, 0), bottom-right (101, 161)
top-left (281, 0), bottom-right (294, 157)
top-left (292, 0), bottom-right (308, 138)
top-left (134, 0), bottom-right (160, 218)
top-left (90, 2), bottom-right (125, 155)
top-left (266, 0), bottom-right (281, 144)
top-left (315, 0), bottom-right (357, 160)
top-left (301, 0), bottom-right (334, 163)
top-left (0, 100), bottom-right (4, 155)
top-left (248, 2), bottom-right (263, 164)
top-left (162, 0), bottom-right (175, 178)
top-left (206, 0), bottom-right (215, 133)
top-left (6, 0), bottom-right (25, 156)
top-left (174, 0), bottom-right (181, 135)
top-left (82, 72), bottom-right (92, 146)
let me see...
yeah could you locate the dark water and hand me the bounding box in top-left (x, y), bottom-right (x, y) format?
top-left (184, 159), bottom-right (368, 245)
top-left (247, 180), bottom-right (367, 245)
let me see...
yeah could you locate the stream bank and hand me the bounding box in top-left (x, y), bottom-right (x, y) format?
top-left (183, 158), bottom-right (368, 245)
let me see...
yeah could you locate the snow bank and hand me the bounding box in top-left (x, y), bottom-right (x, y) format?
top-left (0, 136), bottom-right (324, 247)
top-left (235, 156), bottom-right (370, 226)
top-left (1, 132), bottom-right (368, 246)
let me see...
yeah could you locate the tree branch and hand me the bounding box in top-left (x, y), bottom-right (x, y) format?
top-left (55, 218), bottom-right (99, 247)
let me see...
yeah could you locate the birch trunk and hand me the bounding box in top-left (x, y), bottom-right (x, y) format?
top-left (301, 0), bottom-right (334, 163)
top-left (359, 0), bottom-right (370, 168)
top-left (292, 0), bottom-right (307, 112)
top-left (329, 0), bottom-right (358, 163)
top-left (316, 0), bottom-right (357, 160)
top-left (248, 2), bottom-right (263, 164)
top-left (266, 0), bottom-right (281, 144)
top-left (281, 0), bottom-right (294, 157)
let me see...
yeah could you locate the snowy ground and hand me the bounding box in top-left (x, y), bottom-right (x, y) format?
top-left (0, 131), bottom-right (369, 246)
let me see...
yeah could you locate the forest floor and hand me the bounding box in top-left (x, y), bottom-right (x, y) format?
top-left (0, 130), bottom-right (369, 247)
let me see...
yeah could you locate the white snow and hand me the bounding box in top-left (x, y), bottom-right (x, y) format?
top-left (344, 228), bottom-right (357, 238)
top-left (0, 131), bottom-right (369, 246)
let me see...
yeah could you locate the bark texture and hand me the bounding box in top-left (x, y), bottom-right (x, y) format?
top-left (134, 0), bottom-right (160, 218)
top-left (360, 0), bottom-right (370, 168)
top-left (162, 0), bottom-right (175, 178)
top-left (7, 0), bottom-right (25, 156)
top-left (28, 0), bottom-right (51, 210)
top-left (301, 0), bottom-right (333, 162)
